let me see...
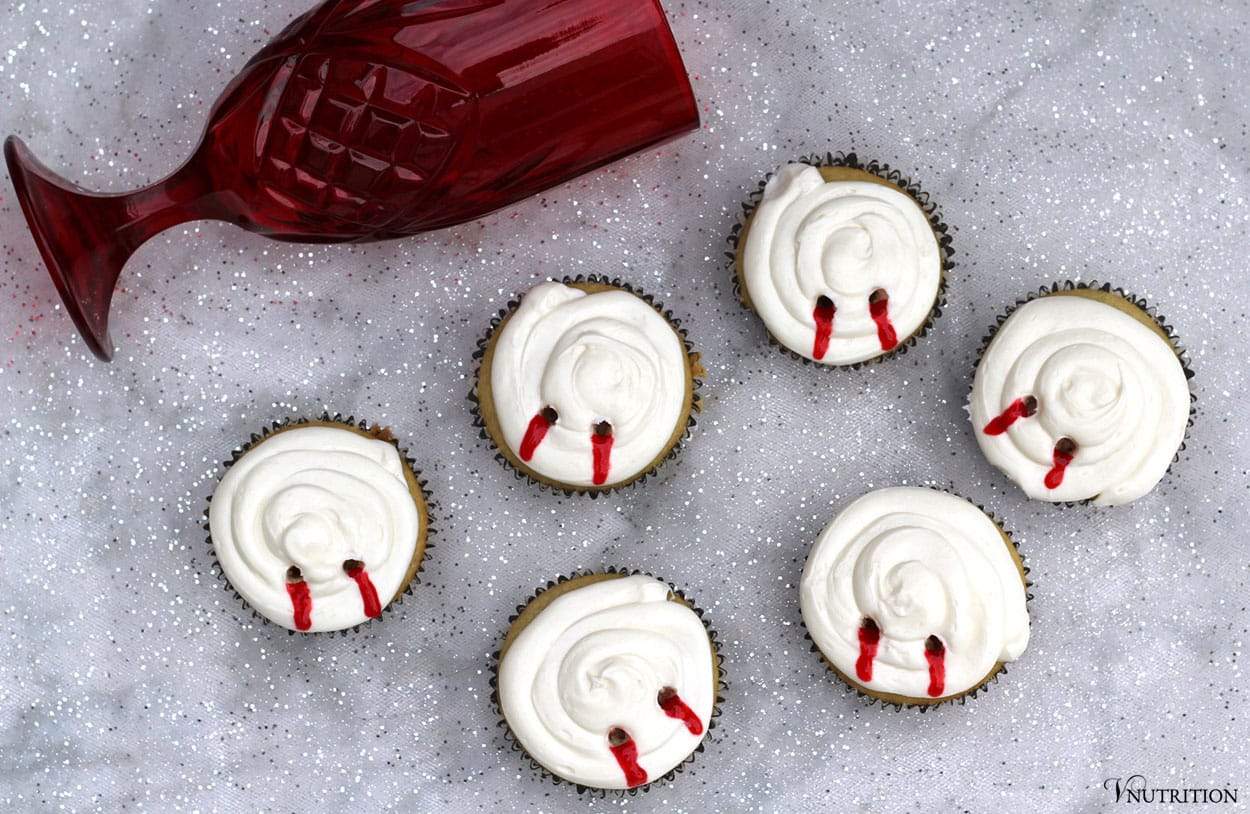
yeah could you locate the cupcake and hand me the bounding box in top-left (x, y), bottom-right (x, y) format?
top-left (732, 154), bottom-right (951, 366)
top-left (208, 417), bottom-right (431, 633)
top-left (473, 277), bottom-right (702, 494)
top-left (800, 487), bottom-right (1030, 706)
top-left (495, 572), bottom-right (721, 791)
top-left (970, 282), bottom-right (1194, 506)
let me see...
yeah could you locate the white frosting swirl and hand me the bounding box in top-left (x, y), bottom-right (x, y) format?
top-left (209, 425), bottom-right (421, 632)
top-left (741, 163), bottom-right (941, 364)
top-left (800, 488), bottom-right (1029, 699)
top-left (970, 295), bottom-right (1190, 505)
top-left (490, 282), bottom-right (687, 486)
top-left (498, 575), bottom-right (714, 789)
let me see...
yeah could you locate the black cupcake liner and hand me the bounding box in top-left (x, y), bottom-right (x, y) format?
top-left (468, 274), bottom-right (704, 498)
top-left (203, 412), bottom-right (436, 636)
top-left (799, 487), bottom-right (1032, 711)
top-left (726, 151), bottom-right (954, 369)
top-left (971, 280), bottom-right (1198, 508)
top-left (489, 567), bottom-right (727, 796)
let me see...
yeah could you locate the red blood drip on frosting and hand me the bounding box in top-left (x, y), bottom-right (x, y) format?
top-left (812, 295), bottom-right (836, 360)
top-left (607, 727), bottom-right (647, 788)
top-left (1044, 438), bottom-right (1077, 489)
top-left (924, 635), bottom-right (946, 698)
top-left (344, 560), bottom-right (383, 619)
top-left (868, 289), bottom-right (898, 351)
top-left (591, 421), bottom-right (614, 485)
top-left (519, 406), bottom-right (558, 461)
top-left (657, 687), bottom-right (703, 735)
top-left (856, 617), bottom-right (880, 683)
top-left (983, 395), bottom-right (1038, 435)
top-left (285, 567), bottom-right (312, 631)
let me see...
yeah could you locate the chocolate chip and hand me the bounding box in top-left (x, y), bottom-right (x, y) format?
top-left (608, 727), bottom-right (630, 746)
top-left (869, 288), bottom-right (888, 304)
top-left (925, 635), bottom-right (944, 654)
top-left (593, 420), bottom-right (612, 437)
top-left (342, 559), bottom-right (364, 573)
top-left (285, 565), bottom-right (303, 583)
top-left (1056, 437), bottom-right (1077, 455)
top-left (1023, 395), bottom-right (1038, 416)
top-left (540, 406), bottom-right (558, 424)
top-left (657, 687), bottom-right (677, 704)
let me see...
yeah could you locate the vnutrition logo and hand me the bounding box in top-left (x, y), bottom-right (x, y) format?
top-left (1103, 775), bottom-right (1239, 805)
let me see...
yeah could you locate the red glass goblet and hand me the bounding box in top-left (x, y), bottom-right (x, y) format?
top-left (5, 0), bottom-right (698, 360)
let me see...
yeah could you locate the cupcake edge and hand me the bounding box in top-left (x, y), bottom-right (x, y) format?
top-left (203, 412), bottom-right (435, 636)
top-left (799, 487), bottom-right (1033, 710)
top-left (489, 567), bottom-right (727, 795)
top-left (726, 151), bottom-right (955, 369)
top-left (469, 274), bottom-right (705, 497)
top-left (971, 279), bottom-right (1197, 508)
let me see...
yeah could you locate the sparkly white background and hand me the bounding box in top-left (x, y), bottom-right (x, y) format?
top-left (1, 0), bottom-right (1247, 811)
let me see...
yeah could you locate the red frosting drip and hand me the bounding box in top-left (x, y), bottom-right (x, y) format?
top-left (591, 429), bottom-right (614, 485)
top-left (1044, 443), bottom-right (1076, 489)
top-left (286, 580), bottom-right (312, 631)
top-left (812, 297), bottom-right (836, 360)
top-left (983, 397), bottom-right (1036, 435)
top-left (856, 618), bottom-right (880, 683)
top-left (518, 411), bottom-right (552, 461)
top-left (608, 729), bottom-right (647, 788)
top-left (346, 564), bottom-right (383, 619)
top-left (925, 637), bottom-right (946, 698)
top-left (869, 292), bottom-right (898, 351)
top-left (658, 690), bottom-right (703, 735)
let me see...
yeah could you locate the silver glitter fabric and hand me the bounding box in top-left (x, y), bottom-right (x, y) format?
top-left (1, 1), bottom-right (1247, 811)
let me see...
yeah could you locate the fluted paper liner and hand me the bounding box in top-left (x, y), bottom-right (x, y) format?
top-left (469, 274), bottom-right (704, 497)
top-left (203, 412), bottom-right (435, 635)
top-left (727, 151), bottom-right (954, 368)
top-left (490, 568), bottom-right (726, 795)
top-left (800, 488), bottom-right (1033, 711)
top-left (972, 280), bottom-right (1197, 508)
